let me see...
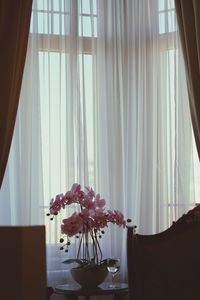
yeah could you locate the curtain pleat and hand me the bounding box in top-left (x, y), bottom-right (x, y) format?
top-left (175, 0), bottom-right (200, 159)
top-left (0, 0), bottom-right (33, 187)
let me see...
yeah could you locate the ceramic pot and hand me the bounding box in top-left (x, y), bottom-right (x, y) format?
top-left (71, 267), bottom-right (108, 288)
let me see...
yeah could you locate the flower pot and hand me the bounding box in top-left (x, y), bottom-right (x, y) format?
top-left (71, 267), bottom-right (108, 288)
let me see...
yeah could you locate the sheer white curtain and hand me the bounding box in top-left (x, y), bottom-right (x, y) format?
top-left (0, 0), bottom-right (199, 292)
top-left (94, 0), bottom-right (198, 278)
top-left (0, 41), bottom-right (43, 225)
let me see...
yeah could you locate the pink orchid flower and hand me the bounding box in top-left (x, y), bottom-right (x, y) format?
top-left (61, 213), bottom-right (83, 236)
top-left (48, 183), bottom-right (129, 262)
top-left (95, 194), bottom-right (106, 208)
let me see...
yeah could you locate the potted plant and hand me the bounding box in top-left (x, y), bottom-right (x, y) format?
top-left (47, 183), bottom-right (130, 287)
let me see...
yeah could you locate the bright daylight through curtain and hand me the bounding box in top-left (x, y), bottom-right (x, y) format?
top-left (0, 0), bottom-right (199, 292)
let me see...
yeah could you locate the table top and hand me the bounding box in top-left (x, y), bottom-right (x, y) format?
top-left (55, 282), bottom-right (129, 296)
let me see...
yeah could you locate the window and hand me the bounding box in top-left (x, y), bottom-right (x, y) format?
top-left (31, 0), bottom-right (97, 37)
top-left (158, 0), bottom-right (200, 224)
top-left (39, 52), bottom-right (95, 242)
top-left (158, 0), bottom-right (176, 34)
top-left (30, 0), bottom-right (97, 243)
top-left (27, 0), bottom-right (200, 243)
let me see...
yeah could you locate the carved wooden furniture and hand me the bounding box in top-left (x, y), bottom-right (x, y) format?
top-left (127, 205), bottom-right (200, 300)
top-left (46, 287), bottom-right (54, 300)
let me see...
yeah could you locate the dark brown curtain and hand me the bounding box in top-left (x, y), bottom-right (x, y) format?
top-left (175, 0), bottom-right (200, 159)
top-left (0, 0), bottom-right (33, 187)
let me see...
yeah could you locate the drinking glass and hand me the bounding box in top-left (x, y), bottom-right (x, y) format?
top-left (106, 258), bottom-right (120, 288)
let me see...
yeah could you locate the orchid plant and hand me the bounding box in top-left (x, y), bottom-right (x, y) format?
top-left (47, 183), bottom-right (129, 269)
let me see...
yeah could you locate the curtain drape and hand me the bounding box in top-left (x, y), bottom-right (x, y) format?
top-left (175, 0), bottom-right (200, 159)
top-left (0, 0), bottom-right (198, 296)
top-left (0, 0), bottom-right (33, 187)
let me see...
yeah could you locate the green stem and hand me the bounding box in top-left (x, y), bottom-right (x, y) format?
top-left (85, 229), bottom-right (90, 261)
top-left (95, 231), bottom-right (103, 262)
top-left (77, 233), bottom-right (83, 259)
top-left (91, 229), bottom-right (99, 264)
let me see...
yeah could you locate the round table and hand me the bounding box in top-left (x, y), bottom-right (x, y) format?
top-left (54, 282), bottom-right (129, 300)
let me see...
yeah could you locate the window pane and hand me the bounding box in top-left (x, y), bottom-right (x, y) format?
top-left (168, 0), bottom-right (175, 9)
top-left (53, 13), bottom-right (60, 34)
top-left (79, 15), bottom-right (97, 37)
top-left (79, 55), bottom-right (94, 185)
top-left (35, 0), bottom-right (71, 12)
top-left (38, 12), bottom-right (49, 34)
top-left (61, 14), bottom-right (70, 35)
top-left (52, 0), bottom-right (61, 11)
top-left (159, 12), bottom-right (165, 34)
top-left (158, 0), bottom-right (176, 34)
top-left (80, 0), bottom-right (97, 14)
top-left (37, 0), bottom-right (50, 10)
top-left (168, 10), bottom-right (176, 33)
top-left (158, 0), bottom-right (165, 11)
